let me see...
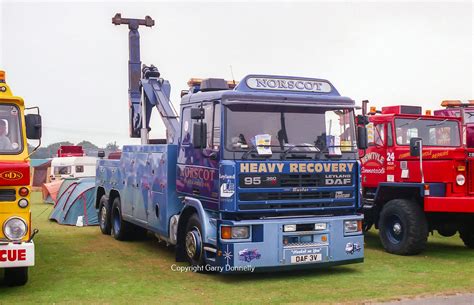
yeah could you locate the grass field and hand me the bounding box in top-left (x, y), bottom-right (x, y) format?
top-left (0, 192), bottom-right (473, 304)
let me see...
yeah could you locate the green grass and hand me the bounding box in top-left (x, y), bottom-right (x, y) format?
top-left (1, 192), bottom-right (473, 304)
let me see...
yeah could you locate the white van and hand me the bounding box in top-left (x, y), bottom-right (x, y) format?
top-left (50, 156), bottom-right (97, 180)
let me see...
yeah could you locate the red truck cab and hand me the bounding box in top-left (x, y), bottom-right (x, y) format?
top-left (361, 105), bottom-right (474, 255)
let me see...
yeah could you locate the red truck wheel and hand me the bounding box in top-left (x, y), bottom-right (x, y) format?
top-left (378, 199), bottom-right (428, 255)
top-left (4, 267), bottom-right (28, 286)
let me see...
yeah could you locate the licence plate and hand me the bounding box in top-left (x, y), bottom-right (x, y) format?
top-left (0, 242), bottom-right (35, 268)
top-left (290, 253), bottom-right (322, 264)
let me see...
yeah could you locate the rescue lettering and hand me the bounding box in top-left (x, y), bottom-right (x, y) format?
top-left (0, 249), bottom-right (26, 262)
top-left (240, 162), bottom-right (354, 173)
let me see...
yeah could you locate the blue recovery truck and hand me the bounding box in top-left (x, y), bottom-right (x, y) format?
top-left (95, 14), bottom-right (367, 272)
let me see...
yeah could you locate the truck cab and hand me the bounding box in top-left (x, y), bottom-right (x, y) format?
top-left (362, 105), bottom-right (474, 255)
top-left (0, 70), bottom-right (41, 286)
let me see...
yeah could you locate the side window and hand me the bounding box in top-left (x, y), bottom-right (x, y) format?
top-left (387, 123), bottom-right (393, 146)
top-left (202, 103), bottom-right (213, 148)
top-left (375, 124), bottom-right (385, 146)
top-left (181, 107), bottom-right (191, 145)
top-left (368, 123), bottom-right (385, 146)
top-left (213, 103), bottom-right (221, 149)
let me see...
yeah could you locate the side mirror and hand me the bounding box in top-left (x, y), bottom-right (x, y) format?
top-left (357, 126), bottom-right (368, 149)
top-left (192, 122), bottom-right (207, 148)
top-left (356, 115), bottom-right (369, 125)
top-left (191, 108), bottom-right (205, 120)
top-left (25, 114), bottom-right (42, 140)
top-left (98, 150), bottom-right (106, 158)
top-left (410, 137), bottom-right (422, 157)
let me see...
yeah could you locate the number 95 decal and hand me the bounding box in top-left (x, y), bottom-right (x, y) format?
top-left (239, 175), bottom-right (278, 188)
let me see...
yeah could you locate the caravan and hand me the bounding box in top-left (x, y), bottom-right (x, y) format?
top-left (50, 156), bottom-right (97, 181)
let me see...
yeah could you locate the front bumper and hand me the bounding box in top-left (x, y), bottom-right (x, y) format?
top-left (214, 214), bottom-right (364, 272)
top-left (0, 241), bottom-right (35, 268)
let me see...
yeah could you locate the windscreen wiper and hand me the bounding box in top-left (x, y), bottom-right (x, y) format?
top-left (398, 117), bottom-right (422, 128)
top-left (426, 119), bottom-right (449, 127)
top-left (277, 112), bottom-right (289, 150)
top-left (241, 145), bottom-right (281, 160)
top-left (322, 145), bottom-right (357, 159)
top-left (280, 144), bottom-right (321, 160)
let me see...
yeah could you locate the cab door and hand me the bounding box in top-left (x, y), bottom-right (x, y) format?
top-left (361, 122), bottom-right (387, 187)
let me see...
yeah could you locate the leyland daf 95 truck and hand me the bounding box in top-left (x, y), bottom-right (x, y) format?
top-left (0, 70), bottom-right (42, 286)
top-left (95, 14), bottom-right (367, 272)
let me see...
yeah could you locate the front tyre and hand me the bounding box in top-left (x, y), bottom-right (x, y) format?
top-left (378, 199), bottom-right (428, 255)
top-left (4, 267), bottom-right (28, 286)
top-left (98, 195), bottom-right (111, 235)
top-left (184, 214), bottom-right (205, 267)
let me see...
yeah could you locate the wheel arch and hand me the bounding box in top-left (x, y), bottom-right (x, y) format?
top-left (95, 187), bottom-right (106, 209)
top-left (175, 197), bottom-right (217, 262)
top-left (373, 183), bottom-right (424, 228)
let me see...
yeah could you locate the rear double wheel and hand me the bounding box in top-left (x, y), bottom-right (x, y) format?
top-left (4, 267), bottom-right (28, 286)
top-left (111, 197), bottom-right (134, 240)
top-left (378, 199), bottom-right (428, 255)
top-left (98, 195), bottom-right (111, 235)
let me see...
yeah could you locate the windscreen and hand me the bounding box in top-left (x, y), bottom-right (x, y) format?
top-left (395, 118), bottom-right (460, 146)
top-left (0, 105), bottom-right (23, 154)
top-left (225, 103), bottom-right (356, 158)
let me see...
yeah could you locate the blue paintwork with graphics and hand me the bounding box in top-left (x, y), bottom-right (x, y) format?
top-left (96, 74), bottom-right (365, 272)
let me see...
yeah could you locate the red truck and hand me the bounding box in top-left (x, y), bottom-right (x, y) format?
top-left (434, 100), bottom-right (474, 147)
top-left (360, 105), bottom-right (474, 255)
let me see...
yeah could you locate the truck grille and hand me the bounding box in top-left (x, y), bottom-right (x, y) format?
top-left (238, 201), bottom-right (353, 211)
top-left (279, 174), bottom-right (324, 187)
top-left (0, 189), bottom-right (16, 202)
top-left (240, 191), bottom-right (335, 201)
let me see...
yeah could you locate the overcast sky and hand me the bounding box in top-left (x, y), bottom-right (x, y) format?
top-left (0, 1), bottom-right (473, 147)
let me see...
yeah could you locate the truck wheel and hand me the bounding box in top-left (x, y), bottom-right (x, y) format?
top-left (111, 197), bottom-right (132, 241)
top-left (459, 223), bottom-right (474, 248)
top-left (4, 267), bottom-right (28, 286)
top-left (378, 199), bottom-right (428, 255)
top-left (99, 195), bottom-right (111, 235)
top-left (184, 214), bottom-right (205, 267)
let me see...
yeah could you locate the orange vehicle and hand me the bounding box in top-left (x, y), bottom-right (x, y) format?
top-left (0, 70), bottom-right (42, 286)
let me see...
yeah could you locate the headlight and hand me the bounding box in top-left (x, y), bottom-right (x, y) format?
top-left (314, 223), bottom-right (327, 231)
top-left (3, 217), bottom-right (28, 241)
top-left (344, 220), bottom-right (362, 234)
top-left (456, 174), bottom-right (465, 186)
top-left (221, 226), bottom-right (250, 239)
top-left (18, 199), bottom-right (29, 208)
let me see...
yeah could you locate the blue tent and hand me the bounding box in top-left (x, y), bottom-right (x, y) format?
top-left (49, 177), bottom-right (98, 226)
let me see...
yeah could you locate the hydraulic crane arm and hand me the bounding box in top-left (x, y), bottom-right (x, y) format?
top-left (112, 13), bottom-right (180, 144)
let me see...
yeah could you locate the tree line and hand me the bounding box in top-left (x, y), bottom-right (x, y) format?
top-left (28, 141), bottom-right (120, 159)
